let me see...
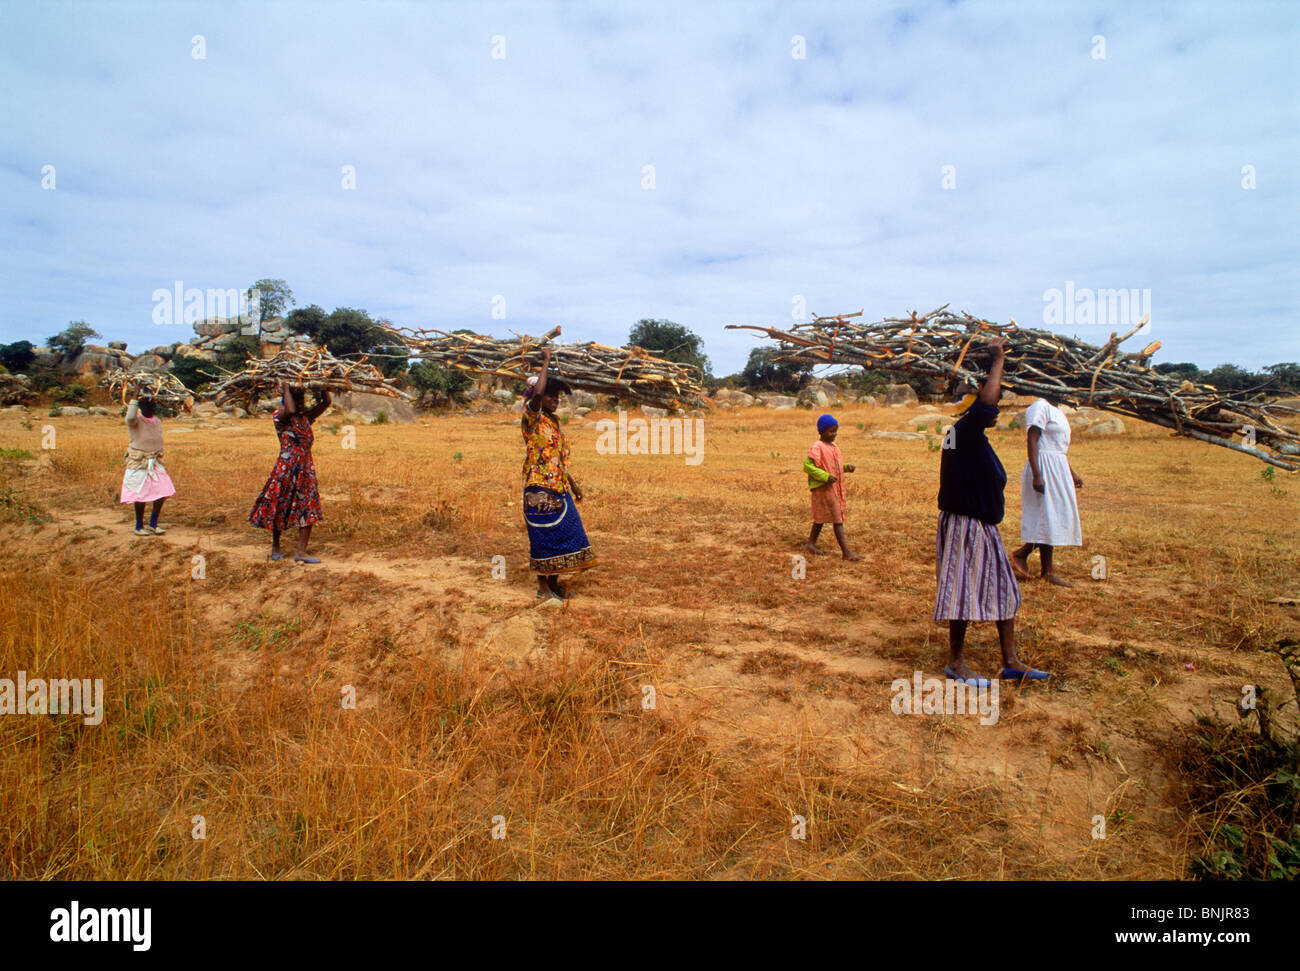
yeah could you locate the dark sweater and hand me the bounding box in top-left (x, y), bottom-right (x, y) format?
top-left (937, 399), bottom-right (1006, 524)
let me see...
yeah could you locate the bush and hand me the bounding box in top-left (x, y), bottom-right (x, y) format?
top-left (843, 369), bottom-right (891, 396)
top-left (407, 361), bottom-right (472, 403)
top-left (167, 354), bottom-right (220, 391)
top-left (738, 348), bottom-right (811, 394)
top-left (1180, 699), bottom-right (1300, 879)
top-left (216, 336), bottom-right (261, 372)
top-left (0, 340), bottom-right (35, 372)
top-left (49, 384), bottom-right (87, 404)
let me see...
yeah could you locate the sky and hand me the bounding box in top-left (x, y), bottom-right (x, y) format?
top-left (1, 0), bottom-right (1297, 376)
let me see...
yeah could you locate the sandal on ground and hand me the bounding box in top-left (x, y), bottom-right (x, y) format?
top-left (148, 525), bottom-right (166, 535)
top-left (133, 527), bottom-right (150, 536)
top-left (943, 665), bottom-right (991, 687)
top-left (293, 555), bottom-right (321, 564)
top-left (268, 551), bottom-right (285, 561)
top-left (999, 667), bottom-right (1050, 681)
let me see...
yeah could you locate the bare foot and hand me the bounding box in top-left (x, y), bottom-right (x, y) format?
top-left (1012, 554), bottom-right (1033, 580)
top-left (804, 544), bottom-right (826, 556)
top-left (1043, 573), bottom-right (1074, 587)
top-left (842, 551), bottom-right (861, 561)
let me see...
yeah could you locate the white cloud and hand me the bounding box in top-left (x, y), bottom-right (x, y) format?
top-left (0, 0), bottom-right (1295, 371)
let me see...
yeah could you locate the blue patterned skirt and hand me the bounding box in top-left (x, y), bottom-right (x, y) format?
top-left (524, 486), bottom-right (597, 574)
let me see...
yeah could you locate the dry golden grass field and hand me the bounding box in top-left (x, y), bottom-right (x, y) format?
top-left (1, 398), bottom-right (1297, 879)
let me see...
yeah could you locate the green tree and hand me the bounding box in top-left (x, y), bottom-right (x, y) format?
top-left (247, 279), bottom-right (295, 337)
top-left (739, 347), bottom-right (811, 393)
top-left (47, 321), bottom-right (100, 359)
top-left (0, 341), bottom-right (35, 372)
top-left (1154, 362), bottom-right (1206, 383)
top-left (216, 335), bottom-right (262, 372)
top-left (844, 369), bottom-right (890, 396)
top-left (407, 360), bottom-right (471, 402)
top-left (1204, 364), bottom-right (1258, 394)
top-left (167, 354), bottom-right (220, 391)
top-left (286, 306), bottom-right (407, 377)
top-left (628, 319), bottom-right (711, 378)
top-left (284, 304), bottom-right (328, 339)
top-left (1263, 363), bottom-right (1300, 395)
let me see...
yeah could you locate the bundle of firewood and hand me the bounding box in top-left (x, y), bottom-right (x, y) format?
top-left (101, 368), bottom-right (194, 411)
top-left (381, 324), bottom-right (706, 410)
top-left (207, 345), bottom-right (409, 407)
top-left (728, 306), bottom-right (1300, 470)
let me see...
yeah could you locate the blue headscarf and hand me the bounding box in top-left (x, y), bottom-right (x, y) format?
top-left (817, 413), bottom-right (838, 433)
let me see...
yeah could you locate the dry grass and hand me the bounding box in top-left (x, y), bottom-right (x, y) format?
top-left (0, 401), bottom-right (1297, 879)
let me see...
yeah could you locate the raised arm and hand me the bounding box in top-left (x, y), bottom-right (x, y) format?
top-left (281, 381), bottom-right (297, 415)
top-left (533, 347), bottom-right (553, 397)
top-left (307, 390), bottom-right (332, 423)
top-left (529, 345), bottom-right (554, 409)
top-left (978, 336), bottom-right (1009, 407)
top-left (125, 398), bottom-right (140, 424)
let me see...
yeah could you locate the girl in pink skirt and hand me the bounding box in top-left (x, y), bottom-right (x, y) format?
top-left (120, 394), bottom-right (176, 536)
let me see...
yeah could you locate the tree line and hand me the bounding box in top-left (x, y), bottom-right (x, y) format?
top-left (2, 284), bottom-right (1297, 402)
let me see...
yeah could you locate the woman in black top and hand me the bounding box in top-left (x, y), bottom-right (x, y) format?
top-left (935, 336), bottom-right (1048, 684)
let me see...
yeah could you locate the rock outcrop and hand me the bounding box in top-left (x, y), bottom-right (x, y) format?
top-left (884, 383), bottom-right (919, 406)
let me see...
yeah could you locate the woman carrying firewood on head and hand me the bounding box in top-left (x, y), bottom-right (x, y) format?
top-left (522, 337), bottom-right (597, 600)
top-left (935, 336), bottom-right (1048, 684)
top-left (249, 381), bottom-right (330, 563)
top-left (120, 387), bottom-right (176, 536)
top-left (1012, 396), bottom-right (1083, 585)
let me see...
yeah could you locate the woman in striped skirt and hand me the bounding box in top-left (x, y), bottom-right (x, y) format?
top-left (935, 336), bottom-right (1048, 684)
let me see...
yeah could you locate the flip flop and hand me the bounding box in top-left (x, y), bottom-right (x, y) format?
top-left (268, 551), bottom-right (284, 561)
top-left (133, 527), bottom-right (150, 537)
top-left (294, 555), bottom-right (321, 564)
top-left (1000, 667), bottom-right (1050, 681)
top-left (944, 665), bottom-right (992, 687)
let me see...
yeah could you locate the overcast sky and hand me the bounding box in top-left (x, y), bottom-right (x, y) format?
top-left (2, 0), bottom-right (1296, 375)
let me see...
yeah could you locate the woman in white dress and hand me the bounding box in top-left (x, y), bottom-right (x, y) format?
top-left (1012, 397), bottom-right (1082, 586)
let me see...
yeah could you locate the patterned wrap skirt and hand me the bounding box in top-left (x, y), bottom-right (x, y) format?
top-left (933, 511), bottom-right (1022, 622)
top-left (524, 486), bottom-right (597, 574)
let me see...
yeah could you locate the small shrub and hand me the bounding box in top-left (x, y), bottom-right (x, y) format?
top-left (0, 487), bottom-right (50, 524)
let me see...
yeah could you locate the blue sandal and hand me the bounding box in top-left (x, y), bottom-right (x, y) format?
top-left (944, 665), bottom-right (992, 687)
top-left (1000, 667), bottom-right (1050, 681)
top-left (294, 555), bottom-right (320, 564)
top-left (268, 551), bottom-right (284, 561)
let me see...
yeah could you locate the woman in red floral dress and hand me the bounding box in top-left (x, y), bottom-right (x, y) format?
top-left (249, 382), bottom-right (331, 563)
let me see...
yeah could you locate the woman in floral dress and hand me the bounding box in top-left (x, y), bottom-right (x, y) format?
top-left (522, 341), bottom-right (596, 600)
top-left (249, 382), bottom-right (330, 563)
